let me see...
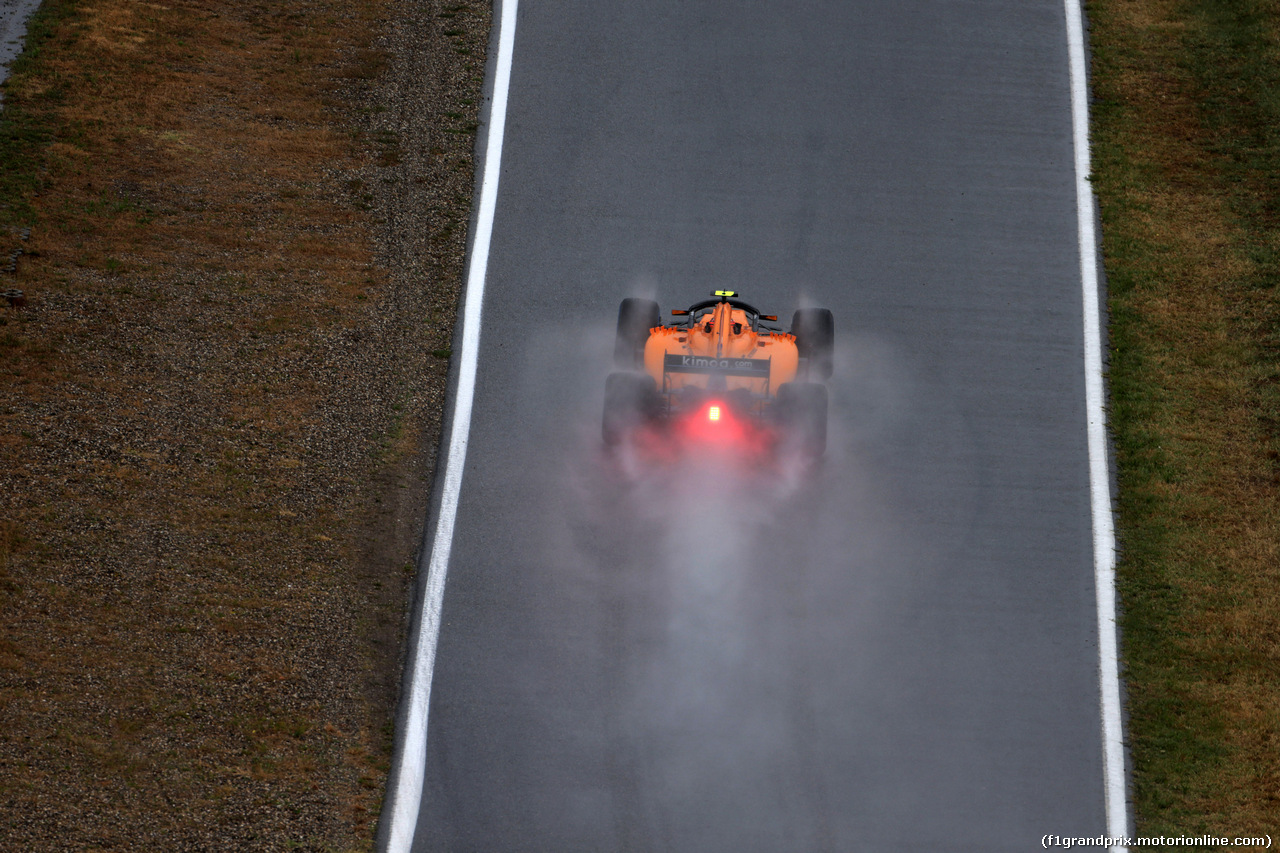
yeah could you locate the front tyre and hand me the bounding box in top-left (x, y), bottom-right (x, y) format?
top-left (603, 372), bottom-right (661, 446)
top-left (614, 298), bottom-right (661, 369)
top-left (790, 307), bottom-right (835, 380)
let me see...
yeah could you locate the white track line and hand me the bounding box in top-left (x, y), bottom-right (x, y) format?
top-left (381, 2), bottom-right (518, 851)
top-left (1064, 1), bottom-right (1130, 847)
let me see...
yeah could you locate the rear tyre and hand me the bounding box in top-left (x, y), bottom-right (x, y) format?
top-left (776, 381), bottom-right (828, 457)
top-left (790, 307), bottom-right (835, 380)
top-left (614, 298), bottom-right (661, 369)
top-left (603, 372), bottom-right (661, 446)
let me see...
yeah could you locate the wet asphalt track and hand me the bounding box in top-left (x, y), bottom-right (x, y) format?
top-left (411, 2), bottom-right (1107, 850)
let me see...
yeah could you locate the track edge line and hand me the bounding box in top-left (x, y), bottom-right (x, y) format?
top-left (377, 2), bottom-right (519, 850)
top-left (1065, 0), bottom-right (1131, 848)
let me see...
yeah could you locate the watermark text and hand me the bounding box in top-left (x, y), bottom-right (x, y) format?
top-left (1042, 835), bottom-right (1272, 849)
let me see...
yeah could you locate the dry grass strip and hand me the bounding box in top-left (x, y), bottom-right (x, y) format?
top-left (1091, 0), bottom-right (1280, 838)
top-left (0, 0), bottom-right (489, 848)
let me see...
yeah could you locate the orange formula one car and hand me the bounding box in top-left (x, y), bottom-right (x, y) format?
top-left (603, 290), bottom-right (833, 457)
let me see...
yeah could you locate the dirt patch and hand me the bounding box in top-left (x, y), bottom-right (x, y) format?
top-left (0, 0), bottom-right (489, 848)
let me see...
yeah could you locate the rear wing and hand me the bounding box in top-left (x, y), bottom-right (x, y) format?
top-left (660, 353), bottom-right (774, 416)
top-left (662, 353), bottom-right (771, 378)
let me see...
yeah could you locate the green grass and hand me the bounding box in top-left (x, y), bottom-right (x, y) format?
top-left (0, 0), bottom-right (83, 227)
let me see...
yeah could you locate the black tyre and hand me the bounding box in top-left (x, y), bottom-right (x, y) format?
top-left (614, 298), bottom-right (661, 369)
top-left (776, 381), bottom-right (828, 457)
top-left (603, 372), bottom-right (661, 446)
top-left (790, 307), bottom-right (835, 379)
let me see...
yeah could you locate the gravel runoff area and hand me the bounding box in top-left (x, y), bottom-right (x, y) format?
top-left (0, 0), bottom-right (490, 849)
